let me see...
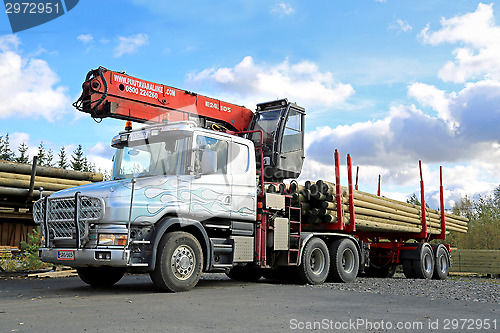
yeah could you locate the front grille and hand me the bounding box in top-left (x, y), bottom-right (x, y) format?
top-left (33, 195), bottom-right (104, 241)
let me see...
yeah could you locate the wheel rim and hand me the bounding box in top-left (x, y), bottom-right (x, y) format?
top-left (341, 248), bottom-right (355, 274)
top-left (423, 253), bottom-right (433, 274)
top-left (171, 245), bottom-right (195, 280)
top-left (439, 254), bottom-right (448, 273)
top-left (310, 248), bottom-right (326, 275)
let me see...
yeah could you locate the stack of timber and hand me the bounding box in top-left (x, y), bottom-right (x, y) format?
top-left (286, 180), bottom-right (468, 235)
top-left (0, 160), bottom-right (103, 247)
top-left (0, 159), bottom-right (103, 208)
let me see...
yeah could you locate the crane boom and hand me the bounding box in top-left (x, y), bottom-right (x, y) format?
top-left (73, 67), bottom-right (254, 131)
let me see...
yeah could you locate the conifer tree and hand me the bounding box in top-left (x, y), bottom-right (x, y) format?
top-left (15, 142), bottom-right (30, 164)
top-left (71, 145), bottom-right (85, 171)
top-left (37, 142), bottom-right (46, 166)
top-left (0, 134), bottom-right (14, 161)
top-left (57, 147), bottom-right (68, 169)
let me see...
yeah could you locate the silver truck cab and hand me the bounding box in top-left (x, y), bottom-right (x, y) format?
top-left (34, 121), bottom-right (256, 271)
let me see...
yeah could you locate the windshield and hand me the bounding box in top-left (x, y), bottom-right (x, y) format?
top-left (250, 109), bottom-right (282, 145)
top-left (112, 133), bottom-right (191, 180)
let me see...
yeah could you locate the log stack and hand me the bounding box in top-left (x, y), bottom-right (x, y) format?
top-left (0, 160), bottom-right (103, 207)
top-left (0, 160), bottom-right (104, 248)
top-left (286, 180), bottom-right (468, 235)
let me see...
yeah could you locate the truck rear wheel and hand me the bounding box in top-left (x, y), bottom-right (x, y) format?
top-left (77, 266), bottom-right (125, 287)
top-left (432, 246), bottom-right (450, 280)
top-left (296, 237), bottom-right (330, 284)
top-left (150, 231), bottom-right (203, 292)
top-left (413, 245), bottom-right (434, 279)
top-left (328, 238), bottom-right (359, 283)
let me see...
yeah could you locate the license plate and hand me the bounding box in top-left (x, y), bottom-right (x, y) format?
top-left (57, 250), bottom-right (75, 260)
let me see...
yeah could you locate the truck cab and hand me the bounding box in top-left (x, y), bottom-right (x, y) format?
top-left (34, 121), bottom-right (258, 291)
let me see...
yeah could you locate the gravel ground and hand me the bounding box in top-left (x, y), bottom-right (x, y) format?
top-left (311, 273), bottom-right (500, 304)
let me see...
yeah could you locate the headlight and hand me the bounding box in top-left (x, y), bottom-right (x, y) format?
top-left (98, 234), bottom-right (127, 246)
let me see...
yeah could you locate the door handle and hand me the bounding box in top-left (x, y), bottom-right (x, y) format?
top-left (224, 196), bottom-right (231, 205)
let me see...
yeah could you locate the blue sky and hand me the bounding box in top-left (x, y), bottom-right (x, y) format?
top-left (1, 0), bottom-right (500, 209)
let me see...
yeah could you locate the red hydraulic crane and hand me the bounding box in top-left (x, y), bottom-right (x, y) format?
top-left (73, 67), bottom-right (254, 131)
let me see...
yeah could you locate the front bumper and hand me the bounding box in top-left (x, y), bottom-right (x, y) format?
top-left (40, 247), bottom-right (129, 267)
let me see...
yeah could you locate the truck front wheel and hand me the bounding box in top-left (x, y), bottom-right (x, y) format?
top-left (150, 231), bottom-right (203, 292)
top-left (296, 237), bottom-right (330, 284)
top-left (77, 266), bottom-right (125, 287)
top-left (328, 238), bottom-right (359, 282)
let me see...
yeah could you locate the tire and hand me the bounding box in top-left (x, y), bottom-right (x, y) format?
top-left (365, 264), bottom-right (396, 278)
top-left (433, 246), bottom-right (450, 280)
top-left (296, 237), bottom-right (330, 284)
top-left (413, 245), bottom-right (434, 279)
top-left (77, 266), bottom-right (125, 287)
top-left (402, 259), bottom-right (415, 279)
top-left (226, 266), bottom-right (262, 282)
top-left (150, 231), bottom-right (203, 292)
top-left (328, 238), bottom-right (359, 283)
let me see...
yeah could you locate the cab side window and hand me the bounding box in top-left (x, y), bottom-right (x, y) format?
top-left (195, 136), bottom-right (228, 174)
top-left (281, 110), bottom-right (303, 152)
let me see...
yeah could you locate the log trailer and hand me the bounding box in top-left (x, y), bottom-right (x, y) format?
top-left (33, 67), bottom-right (463, 292)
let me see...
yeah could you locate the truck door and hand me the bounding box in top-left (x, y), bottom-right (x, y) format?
top-left (228, 140), bottom-right (256, 221)
top-left (189, 134), bottom-right (232, 220)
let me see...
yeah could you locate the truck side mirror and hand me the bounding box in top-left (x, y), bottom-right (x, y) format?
top-left (200, 150), bottom-right (217, 175)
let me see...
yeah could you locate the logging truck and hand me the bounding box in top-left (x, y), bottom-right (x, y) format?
top-left (33, 67), bottom-right (468, 292)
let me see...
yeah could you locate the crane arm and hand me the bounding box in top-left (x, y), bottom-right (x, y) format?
top-left (73, 67), bottom-right (254, 131)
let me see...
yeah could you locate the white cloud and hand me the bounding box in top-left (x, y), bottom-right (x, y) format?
top-left (303, 77), bottom-right (500, 207)
top-left (389, 19), bottom-right (412, 33)
top-left (77, 34), bottom-right (93, 44)
top-left (187, 56), bottom-right (354, 109)
top-left (0, 35), bottom-right (70, 122)
top-left (298, 4), bottom-right (500, 205)
top-left (419, 3), bottom-right (500, 83)
top-left (114, 33), bottom-right (149, 57)
top-left (407, 82), bottom-right (456, 127)
top-left (271, 2), bottom-right (295, 16)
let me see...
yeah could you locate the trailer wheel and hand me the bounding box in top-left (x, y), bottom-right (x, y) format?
top-left (296, 237), bottom-right (330, 284)
top-left (402, 259), bottom-right (415, 279)
top-left (226, 266), bottom-right (262, 282)
top-left (433, 246), bottom-right (450, 280)
top-left (150, 231), bottom-right (203, 292)
top-left (328, 238), bottom-right (359, 283)
top-left (413, 245), bottom-right (434, 279)
top-left (77, 266), bottom-right (125, 287)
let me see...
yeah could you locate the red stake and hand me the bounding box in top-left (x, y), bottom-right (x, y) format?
top-left (438, 166), bottom-right (446, 239)
top-left (334, 149), bottom-right (344, 230)
top-left (347, 154), bottom-right (356, 232)
top-left (417, 161), bottom-right (428, 239)
top-left (377, 175), bottom-right (381, 196)
top-left (355, 166), bottom-right (359, 191)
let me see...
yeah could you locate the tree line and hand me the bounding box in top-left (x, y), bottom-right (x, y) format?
top-left (446, 187), bottom-right (500, 250)
top-left (0, 134), bottom-right (97, 172)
